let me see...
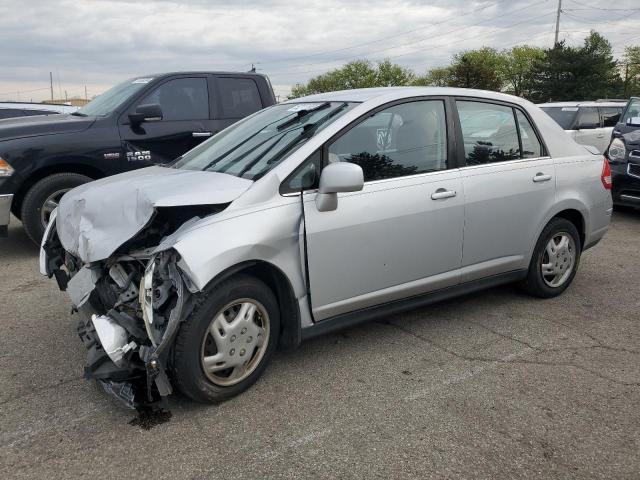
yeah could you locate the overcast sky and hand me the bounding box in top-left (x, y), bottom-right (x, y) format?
top-left (1, 0), bottom-right (639, 102)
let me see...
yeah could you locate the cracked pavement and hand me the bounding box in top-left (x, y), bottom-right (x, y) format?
top-left (1, 211), bottom-right (639, 479)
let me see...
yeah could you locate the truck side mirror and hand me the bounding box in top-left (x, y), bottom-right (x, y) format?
top-left (128, 104), bottom-right (163, 124)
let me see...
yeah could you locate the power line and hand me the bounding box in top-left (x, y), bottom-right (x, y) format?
top-left (252, 0), bottom-right (504, 67)
top-left (268, 0), bottom-right (549, 76)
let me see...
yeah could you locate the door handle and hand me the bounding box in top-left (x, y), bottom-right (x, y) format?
top-left (192, 132), bottom-right (214, 138)
top-left (533, 173), bottom-right (552, 182)
top-left (431, 188), bottom-right (457, 200)
top-left (596, 134), bottom-right (605, 138)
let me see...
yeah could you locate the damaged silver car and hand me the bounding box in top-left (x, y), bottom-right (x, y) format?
top-left (40, 87), bottom-right (612, 408)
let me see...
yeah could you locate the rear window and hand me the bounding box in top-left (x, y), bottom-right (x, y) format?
top-left (216, 78), bottom-right (263, 118)
top-left (600, 107), bottom-right (622, 127)
top-left (540, 106), bottom-right (577, 130)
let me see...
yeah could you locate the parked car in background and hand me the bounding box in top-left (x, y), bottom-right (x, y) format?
top-left (607, 96), bottom-right (640, 207)
top-left (0, 71), bottom-right (276, 241)
top-left (0, 102), bottom-right (78, 119)
top-left (40, 87), bottom-right (612, 408)
top-left (539, 100), bottom-right (627, 153)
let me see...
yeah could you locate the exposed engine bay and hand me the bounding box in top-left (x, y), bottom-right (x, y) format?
top-left (40, 205), bottom-right (225, 409)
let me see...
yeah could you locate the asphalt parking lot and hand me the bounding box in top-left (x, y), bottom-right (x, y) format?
top-left (1, 212), bottom-right (639, 480)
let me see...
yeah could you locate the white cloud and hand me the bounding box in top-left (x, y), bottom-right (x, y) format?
top-left (0, 0), bottom-right (638, 101)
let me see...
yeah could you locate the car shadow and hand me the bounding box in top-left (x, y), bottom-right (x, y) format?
top-left (0, 216), bottom-right (39, 259)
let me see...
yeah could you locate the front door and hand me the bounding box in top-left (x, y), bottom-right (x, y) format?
top-left (304, 99), bottom-right (465, 321)
top-left (455, 99), bottom-right (555, 281)
top-left (118, 76), bottom-right (212, 167)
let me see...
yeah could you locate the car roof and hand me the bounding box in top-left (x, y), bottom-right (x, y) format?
top-left (147, 71), bottom-right (269, 79)
top-left (286, 86), bottom-right (538, 106)
top-left (537, 101), bottom-right (627, 108)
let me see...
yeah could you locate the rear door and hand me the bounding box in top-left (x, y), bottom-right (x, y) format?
top-left (210, 75), bottom-right (266, 134)
top-left (574, 106), bottom-right (607, 152)
top-left (455, 99), bottom-right (554, 281)
top-left (118, 76), bottom-right (211, 166)
top-left (303, 98), bottom-right (465, 320)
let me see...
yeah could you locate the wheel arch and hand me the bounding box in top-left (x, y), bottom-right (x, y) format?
top-left (11, 163), bottom-right (106, 219)
top-left (202, 260), bottom-right (302, 350)
top-left (553, 209), bottom-right (585, 249)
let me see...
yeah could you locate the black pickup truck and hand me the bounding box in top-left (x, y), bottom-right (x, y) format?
top-left (0, 71), bottom-right (276, 242)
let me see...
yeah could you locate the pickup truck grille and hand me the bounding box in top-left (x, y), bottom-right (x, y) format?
top-left (628, 163), bottom-right (640, 179)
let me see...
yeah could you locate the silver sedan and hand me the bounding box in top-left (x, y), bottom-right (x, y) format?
top-left (41, 87), bottom-right (613, 407)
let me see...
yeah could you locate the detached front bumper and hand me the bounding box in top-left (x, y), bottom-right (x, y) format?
top-left (0, 193), bottom-right (13, 237)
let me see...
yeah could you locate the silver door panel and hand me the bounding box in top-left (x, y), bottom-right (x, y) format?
top-left (304, 170), bottom-right (464, 321)
top-left (460, 157), bottom-right (556, 282)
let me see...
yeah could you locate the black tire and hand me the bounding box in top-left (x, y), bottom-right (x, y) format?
top-left (172, 274), bottom-right (280, 403)
top-left (521, 217), bottom-right (581, 298)
top-left (20, 173), bottom-right (91, 244)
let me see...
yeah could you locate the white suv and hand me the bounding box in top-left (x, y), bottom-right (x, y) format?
top-left (539, 101), bottom-right (627, 153)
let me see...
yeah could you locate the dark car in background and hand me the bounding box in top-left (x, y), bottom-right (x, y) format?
top-left (607, 97), bottom-right (640, 208)
top-left (0, 71), bottom-right (276, 242)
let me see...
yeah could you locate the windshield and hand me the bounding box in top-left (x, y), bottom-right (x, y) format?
top-left (622, 98), bottom-right (640, 125)
top-left (540, 106), bottom-right (578, 130)
top-left (76, 77), bottom-right (154, 116)
top-left (173, 101), bottom-right (356, 180)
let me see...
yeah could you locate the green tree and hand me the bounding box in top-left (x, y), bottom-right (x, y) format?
top-left (622, 45), bottom-right (640, 97)
top-left (530, 31), bottom-right (621, 102)
top-left (413, 66), bottom-right (452, 87)
top-left (447, 47), bottom-right (505, 91)
top-left (289, 59), bottom-right (415, 98)
top-left (500, 45), bottom-right (545, 98)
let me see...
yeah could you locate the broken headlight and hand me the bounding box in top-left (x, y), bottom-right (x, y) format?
top-left (140, 256), bottom-right (159, 346)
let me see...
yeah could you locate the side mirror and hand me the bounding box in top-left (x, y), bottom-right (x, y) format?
top-left (128, 103), bottom-right (163, 124)
top-left (626, 117), bottom-right (640, 127)
top-left (315, 162), bottom-right (364, 212)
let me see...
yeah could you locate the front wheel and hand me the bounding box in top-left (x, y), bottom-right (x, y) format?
top-left (521, 217), bottom-right (581, 298)
top-left (172, 274), bottom-right (280, 403)
top-left (20, 173), bottom-right (92, 244)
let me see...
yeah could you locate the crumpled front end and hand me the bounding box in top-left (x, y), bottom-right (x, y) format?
top-left (38, 167), bottom-right (255, 408)
top-left (40, 210), bottom-right (204, 409)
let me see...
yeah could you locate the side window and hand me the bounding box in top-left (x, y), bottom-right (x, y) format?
top-left (328, 100), bottom-right (448, 182)
top-left (457, 101), bottom-right (520, 165)
top-left (217, 78), bottom-right (263, 118)
top-left (280, 149), bottom-right (322, 195)
top-left (515, 110), bottom-right (543, 158)
top-left (138, 78), bottom-right (209, 121)
top-left (600, 107), bottom-right (621, 127)
top-left (578, 107), bottom-right (600, 128)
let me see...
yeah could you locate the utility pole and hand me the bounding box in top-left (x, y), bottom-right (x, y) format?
top-left (554, 0), bottom-right (563, 46)
top-left (49, 72), bottom-right (54, 101)
top-left (84, 85), bottom-right (88, 100)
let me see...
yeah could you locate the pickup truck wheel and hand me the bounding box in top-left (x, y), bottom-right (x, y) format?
top-left (21, 173), bottom-right (91, 244)
top-left (172, 274), bottom-right (280, 403)
top-left (521, 217), bottom-right (581, 298)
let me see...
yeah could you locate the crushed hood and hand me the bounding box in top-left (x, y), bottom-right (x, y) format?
top-left (57, 166), bottom-right (253, 262)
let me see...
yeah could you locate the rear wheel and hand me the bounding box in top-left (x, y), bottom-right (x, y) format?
top-left (20, 173), bottom-right (91, 244)
top-left (521, 217), bottom-right (581, 298)
top-left (173, 274), bottom-right (280, 403)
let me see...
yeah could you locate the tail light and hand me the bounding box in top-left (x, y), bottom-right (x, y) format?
top-left (601, 157), bottom-right (612, 190)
